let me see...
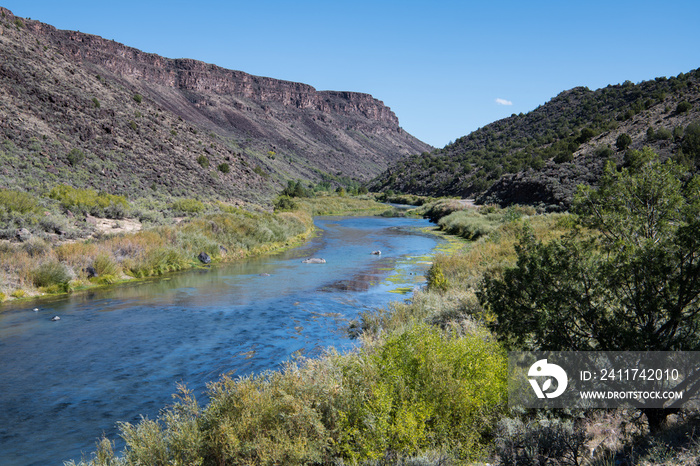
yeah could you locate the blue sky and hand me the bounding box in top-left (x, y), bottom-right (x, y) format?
top-left (4, 1), bottom-right (700, 147)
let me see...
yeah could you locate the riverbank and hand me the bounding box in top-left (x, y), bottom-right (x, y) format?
top-left (0, 196), bottom-right (389, 304)
top-left (61, 203), bottom-right (557, 465)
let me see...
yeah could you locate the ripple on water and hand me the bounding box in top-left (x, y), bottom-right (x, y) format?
top-left (0, 216), bottom-right (444, 465)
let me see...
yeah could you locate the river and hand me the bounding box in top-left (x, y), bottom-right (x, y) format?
top-left (0, 215), bottom-right (443, 465)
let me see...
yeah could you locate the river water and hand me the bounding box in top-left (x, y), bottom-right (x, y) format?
top-left (0, 216), bottom-right (442, 465)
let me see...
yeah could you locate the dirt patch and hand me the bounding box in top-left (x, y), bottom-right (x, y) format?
top-left (86, 215), bottom-right (142, 236)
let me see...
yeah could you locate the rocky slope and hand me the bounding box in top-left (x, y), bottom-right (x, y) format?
top-left (371, 70), bottom-right (700, 210)
top-left (0, 8), bottom-right (431, 202)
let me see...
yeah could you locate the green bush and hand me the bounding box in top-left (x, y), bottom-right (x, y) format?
top-left (23, 237), bottom-right (51, 257)
top-left (170, 198), bottom-right (206, 214)
top-left (676, 101), bottom-right (692, 113)
top-left (682, 121), bottom-right (700, 158)
top-left (0, 188), bottom-right (39, 214)
top-left (66, 148), bottom-right (85, 166)
top-left (217, 163), bottom-right (230, 174)
top-left (196, 154), bottom-right (209, 168)
top-left (253, 165), bottom-right (269, 179)
top-left (281, 180), bottom-right (311, 198)
top-left (133, 94), bottom-right (143, 104)
top-left (93, 254), bottom-right (120, 278)
top-left (48, 184), bottom-right (129, 218)
top-left (616, 133), bottom-right (632, 151)
top-left (337, 324), bottom-right (506, 461)
top-left (658, 127), bottom-right (673, 140)
top-left (274, 195), bottom-right (298, 212)
top-left (32, 261), bottom-right (72, 289)
top-left (438, 210), bottom-right (497, 240)
top-left (426, 262), bottom-right (449, 291)
top-left (129, 247), bottom-right (188, 277)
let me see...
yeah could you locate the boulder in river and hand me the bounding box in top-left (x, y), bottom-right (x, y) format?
top-left (371, 250), bottom-right (381, 255)
top-left (302, 258), bottom-right (326, 264)
top-left (197, 252), bottom-right (211, 264)
top-left (51, 316), bottom-right (60, 321)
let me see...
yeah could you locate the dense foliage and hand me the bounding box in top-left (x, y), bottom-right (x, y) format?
top-left (371, 69), bottom-right (700, 209)
top-left (480, 150), bottom-right (700, 352)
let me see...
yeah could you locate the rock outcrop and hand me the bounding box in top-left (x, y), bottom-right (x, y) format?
top-left (0, 8), bottom-right (432, 202)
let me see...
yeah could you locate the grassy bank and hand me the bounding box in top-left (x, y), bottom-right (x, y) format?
top-left (0, 193), bottom-right (389, 302)
top-left (68, 193), bottom-right (700, 465)
top-left (65, 205), bottom-right (555, 465)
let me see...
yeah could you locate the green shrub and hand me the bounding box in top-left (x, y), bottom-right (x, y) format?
top-left (48, 184), bottom-right (129, 218)
top-left (682, 121), bottom-right (700, 158)
top-left (66, 148), bottom-right (85, 166)
top-left (274, 195), bottom-right (298, 212)
top-left (281, 180), bottom-right (310, 198)
top-left (133, 94), bottom-right (143, 104)
top-left (676, 101), bottom-right (692, 113)
top-left (0, 189), bottom-right (39, 214)
top-left (594, 144), bottom-right (614, 158)
top-left (616, 133), bottom-right (632, 151)
top-left (426, 262), bottom-right (449, 291)
top-left (32, 261), bottom-right (72, 289)
top-left (92, 97), bottom-right (100, 108)
top-left (170, 198), bottom-right (206, 214)
top-left (217, 163), bottom-right (230, 174)
top-left (654, 127), bottom-right (673, 140)
top-left (553, 151), bottom-right (574, 163)
top-left (337, 324), bottom-right (506, 461)
top-left (438, 210), bottom-right (497, 240)
top-left (253, 165), bottom-right (269, 179)
top-left (93, 254), bottom-right (120, 277)
top-left (674, 125), bottom-right (685, 142)
top-left (196, 154), bottom-right (209, 168)
top-left (129, 247), bottom-right (188, 277)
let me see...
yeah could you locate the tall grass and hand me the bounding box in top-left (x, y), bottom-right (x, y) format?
top-left (0, 208), bottom-right (313, 299)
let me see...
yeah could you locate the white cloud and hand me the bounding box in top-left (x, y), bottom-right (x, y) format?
top-left (495, 98), bottom-right (513, 106)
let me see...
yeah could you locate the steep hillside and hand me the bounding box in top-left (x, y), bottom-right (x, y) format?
top-left (370, 69), bottom-right (700, 210)
top-left (0, 8), bottom-right (430, 203)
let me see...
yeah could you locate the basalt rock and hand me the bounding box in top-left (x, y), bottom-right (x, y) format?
top-left (302, 258), bottom-right (326, 264)
top-left (0, 7), bottom-right (431, 204)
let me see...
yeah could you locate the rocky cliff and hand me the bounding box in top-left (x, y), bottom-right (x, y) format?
top-left (0, 7), bottom-right (431, 202)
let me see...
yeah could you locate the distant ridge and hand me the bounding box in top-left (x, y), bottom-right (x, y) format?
top-left (370, 69), bottom-right (700, 210)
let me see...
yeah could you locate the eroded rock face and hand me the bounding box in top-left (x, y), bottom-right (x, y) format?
top-left (0, 7), bottom-right (431, 199)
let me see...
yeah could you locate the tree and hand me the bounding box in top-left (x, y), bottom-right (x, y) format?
top-left (480, 149), bottom-right (700, 428)
top-left (481, 148), bottom-right (700, 352)
top-left (682, 121), bottom-right (700, 160)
